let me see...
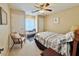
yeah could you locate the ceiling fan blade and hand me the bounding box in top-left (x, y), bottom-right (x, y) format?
top-left (45, 3), bottom-right (50, 7)
top-left (34, 5), bottom-right (40, 8)
top-left (32, 10), bottom-right (40, 13)
top-left (45, 9), bottom-right (52, 11)
top-left (34, 5), bottom-right (44, 9)
top-left (40, 3), bottom-right (45, 7)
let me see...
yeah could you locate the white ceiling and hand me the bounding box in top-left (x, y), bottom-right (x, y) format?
top-left (9, 3), bottom-right (79, 16)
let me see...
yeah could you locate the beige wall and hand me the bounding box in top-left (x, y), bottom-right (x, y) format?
top-left (35, 16), bottom-right (38, 32)
top-left (45, 6), bottom-right (79, 33)
top-left (0, 4), bottom-right (10, 55)
top-left (35, 15), bottom-right (45, 32)
top-left (10, 9), bottom-right (25, 34)
top-left (38, 15), bottom-right (45, 32)
top-left (26, 15), bottom-right (35, 19)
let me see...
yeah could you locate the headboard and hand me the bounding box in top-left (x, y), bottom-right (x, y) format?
top-left (72, 30), bottom-right (79, 56)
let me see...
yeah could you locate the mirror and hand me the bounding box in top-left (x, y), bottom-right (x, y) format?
top-left (0, 7), bottom-right (7, 25)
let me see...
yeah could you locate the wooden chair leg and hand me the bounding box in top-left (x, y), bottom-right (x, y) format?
top-left (24, 39), bottom-right (26, 43)
top-left (21, 42), bottom-right (22, 48)
top-left (11, 43), bottom-right (14, 49)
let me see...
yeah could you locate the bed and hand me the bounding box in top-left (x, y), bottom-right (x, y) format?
top-left (34, 31), bottom-right (74, 56)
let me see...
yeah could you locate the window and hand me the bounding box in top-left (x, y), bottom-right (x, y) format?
top-left (25, 18), bottom-right (35, 31)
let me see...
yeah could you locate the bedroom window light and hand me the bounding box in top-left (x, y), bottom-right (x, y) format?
top-left (25, 17), bottom-right (36, 32)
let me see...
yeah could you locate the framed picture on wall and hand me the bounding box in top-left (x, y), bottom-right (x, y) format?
top-left (0, 7), bottom-right (7, 25)
top-left (53, 17), bottom-right (60, 24)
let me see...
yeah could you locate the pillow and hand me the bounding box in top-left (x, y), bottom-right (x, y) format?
top-left (14, 33), bottom-right (21, 38)
top-left (65, 32), bottom-right (74, 42)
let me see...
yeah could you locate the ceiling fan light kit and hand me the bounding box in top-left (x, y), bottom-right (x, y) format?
top-left (39, 10), bottom-right (45, 13)
top-left (32, 3), bottom-right (52, 14)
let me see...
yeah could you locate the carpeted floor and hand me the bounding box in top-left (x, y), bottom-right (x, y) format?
top-left (27, 37), bottom-right (34, 42)
top-left (8, 38), bottom-right (42, 56)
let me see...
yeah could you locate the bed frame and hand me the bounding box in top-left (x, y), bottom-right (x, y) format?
top-left (34, 38), bottom-right (47, 50)
top-left (72, 30), bottom-right (79, 56)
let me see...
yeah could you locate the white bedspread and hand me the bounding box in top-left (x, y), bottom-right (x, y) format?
top-left (35, 32), bottom-right (58, 45)
top-left (36, 32), bottom-right (57, 39)
top-left (35, 32), bottom-right (74, 56)
top-left (45, 34), bottom-right (67, 55)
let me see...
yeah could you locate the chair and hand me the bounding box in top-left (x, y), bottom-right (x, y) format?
top-left (10, 32), bottom-right (25, 48)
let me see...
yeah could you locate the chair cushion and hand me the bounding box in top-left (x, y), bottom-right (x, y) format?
top-left (21, 37), bottom-right (25, 41)
top-left (14, 33), bottom-right (21, 38)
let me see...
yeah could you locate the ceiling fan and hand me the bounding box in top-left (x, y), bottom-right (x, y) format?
top-left (32, 3), bottom-right (52, 13)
